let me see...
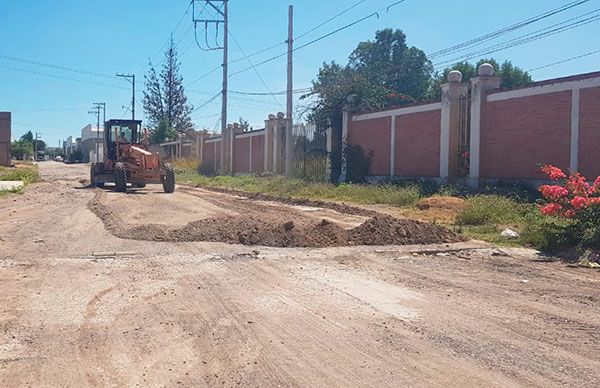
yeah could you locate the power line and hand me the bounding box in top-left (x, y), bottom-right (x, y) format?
top-left (433, 9), bottom-right (600, 68)
top-left (229, 0), bottom-right (409, 78)
top-left (229, 88), bottom-right (312, 96)
top-left (295, 0), bottom-right (369, 41)
top-left (0, 54), bottom-right (116, 79)
top-left (190, 89), bottom-right (223, 115)
top-left (429, 0), bottom-right (591, 59)
top-left (0, 64), bottom-right (128, 89)
top-left (528, 48), bottom-right (600, 71)
top-left (225, 0), bottom-right (370, 67)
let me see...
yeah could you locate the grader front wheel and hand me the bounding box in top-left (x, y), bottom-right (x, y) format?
top-left (114, 162), bottom-right (127, 193)
top-left (162, 163), bottom-right (175, 193)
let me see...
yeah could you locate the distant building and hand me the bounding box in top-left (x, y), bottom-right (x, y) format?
top-left (63, 136), bottom-right (77, 157)
top-left (79, 124), bottom-right (104, 163)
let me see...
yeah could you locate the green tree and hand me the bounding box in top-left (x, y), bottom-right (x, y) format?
top-left (20, 130), bottom-right (34, 143)
top-left (149, 118), bottom-right (176, 144)
top-left (143, 38), bottom-right (194, 142)
top-left (428, 59), bottom-right (533, 99)
top-left (306, 28), bottom-right (432, 180)
top-left (11, 140), bottom-right (33, 160)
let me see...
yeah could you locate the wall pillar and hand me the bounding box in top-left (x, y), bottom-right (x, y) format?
top-left (264, 115), bottom-right (276, 172)
top-left (469, 63), bottom-right (501, 189)
top-left (570, 89), bottom-right (580, 172)
top-left (0, 112), bottom-right (11, 166)
top-left (338, 111), bottom-right (349, 183)
top-left (440, 71), bottom-right (469, 182)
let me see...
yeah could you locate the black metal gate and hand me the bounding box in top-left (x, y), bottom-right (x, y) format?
top-left (289, 124), bottom-right (329, 182)
top-left (458, 91), bottom-right (471, 177)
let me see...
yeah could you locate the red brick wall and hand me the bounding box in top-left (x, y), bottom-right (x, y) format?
top-left (579, 87), bottom-right (600, 179)
top-left (251, 134), bottom-right (265, 173)
top-left (482, 91), bottom-right (572, 179)
top-left (233, 137), bottom-right (250, 173)
top-left (203, 141), bottom-right (220, 170)
top-left (395, 110), bottom-right (441, 177)
top-left (348, 117), bottom-right (391, 176)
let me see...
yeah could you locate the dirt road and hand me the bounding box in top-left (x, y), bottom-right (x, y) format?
top-left (0, 162), bottom-right (599, 387)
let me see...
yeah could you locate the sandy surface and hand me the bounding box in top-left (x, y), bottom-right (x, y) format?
top-left (0, 162), bottom-right (599, 387)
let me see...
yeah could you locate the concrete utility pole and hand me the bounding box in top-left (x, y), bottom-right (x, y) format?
top-left (192, 0), bottom-right (228, 172)
top-left (93, 102), bottom-right (105, 163)
top-left (117, 73), bottom-right (135, 120)
top-left (285, 5), bottom-right (294, 177)
top-left (34, 132), bottom-right (42, 161)
top-left (222, 0), bottom-right (229, 174)
top-left (88, 106), bottom-right (101, 162)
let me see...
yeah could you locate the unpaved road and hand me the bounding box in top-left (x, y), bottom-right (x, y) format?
top-left (0, 162), bottom-right (599, 387)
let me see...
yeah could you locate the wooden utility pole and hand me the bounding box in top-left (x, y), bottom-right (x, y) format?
top-left (285, 5), bottom-right (294, 177)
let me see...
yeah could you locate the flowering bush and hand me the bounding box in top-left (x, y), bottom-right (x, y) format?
top-left (538, 165), bottom-right (600, 218)
top-left (535, 165), bottom-right (600, 252)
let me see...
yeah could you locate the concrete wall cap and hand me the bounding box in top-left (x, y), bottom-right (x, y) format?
top-left (478, 63), bottom-right (495, 77)
top-left (276, 112), bottom-right (285, 119)
top-left (447, 70), bottom-right (463, 83)
top-left (268, 114), bottom-right (276, 120)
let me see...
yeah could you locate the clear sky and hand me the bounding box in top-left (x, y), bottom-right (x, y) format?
top-left (1, 0), bottom-right (599, 146)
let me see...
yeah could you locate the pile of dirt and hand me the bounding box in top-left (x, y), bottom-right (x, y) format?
top-left (88, 192), bottom-right (465, 248)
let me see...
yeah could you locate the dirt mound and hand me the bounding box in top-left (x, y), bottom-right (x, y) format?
top-left (88, 192), bottom-right (464, 248)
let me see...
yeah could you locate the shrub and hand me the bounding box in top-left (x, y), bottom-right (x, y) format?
top-left (345, 144), bottom-right (372, 183)
top-left (456, 195), bottom-right (529, 226)
top-left (197, 161), bottom-right (216, 177)
top-left (535, 165), bottom-right (600, 252)
top-left (0, 166), bottom-right (40, 185)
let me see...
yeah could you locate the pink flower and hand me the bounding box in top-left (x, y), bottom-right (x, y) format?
top-left (571, 196), bottom-right (589, 210)
top-left (541, 165), bottom-right (567, 180)
top-left (541, 203), bottom-right (562, 216)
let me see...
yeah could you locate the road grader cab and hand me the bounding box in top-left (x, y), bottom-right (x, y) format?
top-left (90, 119), bottom-right (175, 193)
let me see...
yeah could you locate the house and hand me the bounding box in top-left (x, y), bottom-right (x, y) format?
top-left (79, 124), bottom-right (104, 163)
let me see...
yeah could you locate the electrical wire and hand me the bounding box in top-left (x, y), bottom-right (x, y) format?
top-left (0, 54), bottom-right (116, 79)
top-left (528, 48), bottom-right (600, 71)
top-left (433, 9), bottom-right (600, 69)
top-left (0, 64), bottom-right (128, 89)
top-left (229, 0), bottom-right (409, 78)
top-left (229, 88), bottom-right (313, 96)
top-left (429, 0), bottom-right (591, 59)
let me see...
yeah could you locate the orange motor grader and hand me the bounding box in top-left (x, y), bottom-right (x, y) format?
top-left (90, 119), bottom-right (175, 193)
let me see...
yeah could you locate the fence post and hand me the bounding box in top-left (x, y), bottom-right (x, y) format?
top-left (326, 128), bottom-right (332, 181)
top-left (440, 70), bottom-right (469, 183)
top-left (338, 110), bottom-right (349, 183)
top-left (469, 63), bottom-right (501, 189)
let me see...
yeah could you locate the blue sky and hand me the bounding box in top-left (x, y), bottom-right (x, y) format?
top-left (1, 0), bottom-right (599, 146)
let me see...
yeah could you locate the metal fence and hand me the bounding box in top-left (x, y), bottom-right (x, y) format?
top-left (289, 123), bottom-right (329, 182)
top-left (458, 92), bottom-right (471, 177)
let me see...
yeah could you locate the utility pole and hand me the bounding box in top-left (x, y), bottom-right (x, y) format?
top-left (285, 5), bottom-right (294, 177)
top-left (94, 102), bottom-right (105, 163)
top-left (222, 0), bottom-right (229, 174)
top-left (88, 106), bottom-right (101, 163)
top-left (117, 73), bottom-right (135, 120)
top-left (192, 0), bottom-right (227, 172)
top-left (34, 132), bottom-right (42, 161)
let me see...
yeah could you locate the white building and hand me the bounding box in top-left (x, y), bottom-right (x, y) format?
top-left (80, 124), bottom-right (104, 163)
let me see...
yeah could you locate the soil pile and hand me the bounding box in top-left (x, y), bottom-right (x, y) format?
top-left (88, 192), bottom-right (464, 248)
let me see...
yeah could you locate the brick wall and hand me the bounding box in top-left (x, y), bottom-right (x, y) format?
top-left (347, 116), bottom-right (391, 176)
top-left (203, 140), bottom-right (220, 170)
top-left (482, 91), bottom-right (572, 179)
top-left (250, 133), bottom-right (265, 173)
top-left (579, 86), bottom-right (600, 178)
top-left (233, 137), bottom-right (250, 173)
top-left (395, 110), bottom-right (441, 177)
